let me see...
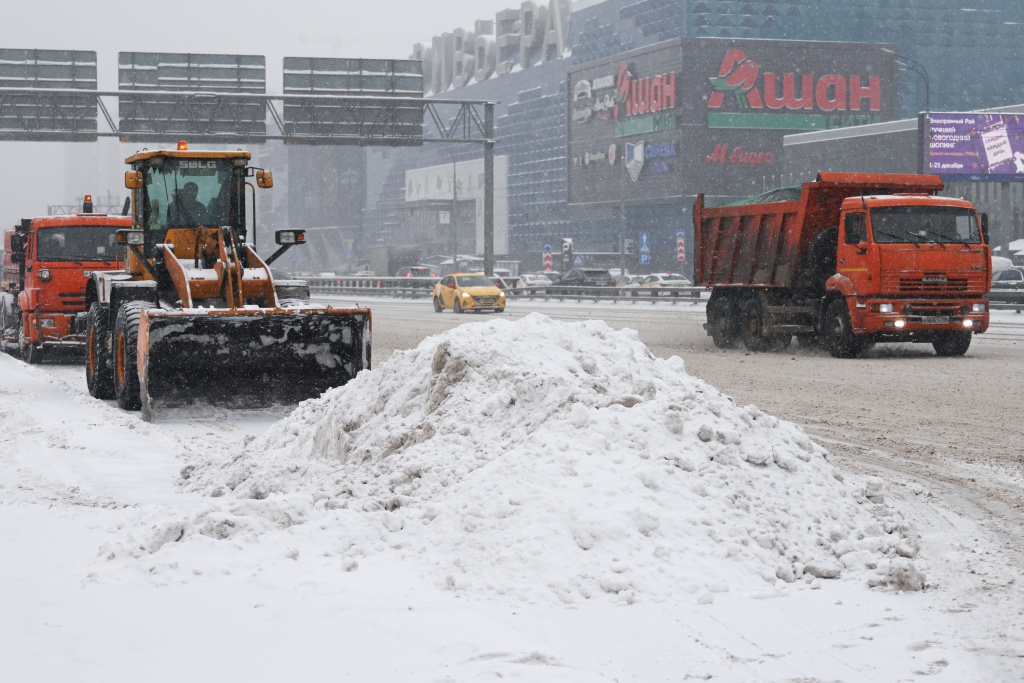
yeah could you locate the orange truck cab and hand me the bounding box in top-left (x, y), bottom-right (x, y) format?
top-left (1, 200), bottom-right (130, 363)
top-left (694, 173), bottom-right (992, 358)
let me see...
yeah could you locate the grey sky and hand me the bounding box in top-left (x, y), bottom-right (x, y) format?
top-left (0, 0), bottom-right (517, 220)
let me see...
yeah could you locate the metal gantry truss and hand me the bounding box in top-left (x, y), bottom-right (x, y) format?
top-left (0, 87), bottom-right (493, 146)
top-left (0, 86), bottom-right (498, 274)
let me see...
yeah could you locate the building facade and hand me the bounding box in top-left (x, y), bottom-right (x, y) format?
top-left (360, 0), bottom-right (1024, 275)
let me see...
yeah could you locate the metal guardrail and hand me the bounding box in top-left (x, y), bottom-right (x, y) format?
top-left (988, 291), bottom-right (1024, 312)
top-left (304, 276), bottom-right (708, 303)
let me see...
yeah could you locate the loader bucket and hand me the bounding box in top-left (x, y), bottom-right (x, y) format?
top-left (137, 307), bottom-right (371, 420)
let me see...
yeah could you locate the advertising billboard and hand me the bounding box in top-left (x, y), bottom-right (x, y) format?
top-left (925, 112), bottom-right (1024, 181)
top-left (567, 38), bottom-right (898, 205)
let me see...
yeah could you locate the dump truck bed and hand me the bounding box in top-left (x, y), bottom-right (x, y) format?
top-left (693, 173), bottom-right (945, 289)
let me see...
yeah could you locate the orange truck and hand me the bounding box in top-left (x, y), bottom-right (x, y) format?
top-left (1, 198), bottom-right (130, 362)
top-left (694, 173), bottom-right (992, 358)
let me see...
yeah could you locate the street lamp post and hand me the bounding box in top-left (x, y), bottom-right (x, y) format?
top-left (881, 47), bottom-right (931, 174)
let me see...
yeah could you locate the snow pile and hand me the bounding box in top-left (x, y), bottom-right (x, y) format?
top-left (172, 313), bottom-right (921, 604)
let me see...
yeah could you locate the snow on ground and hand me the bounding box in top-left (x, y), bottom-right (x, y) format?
top-left (0, 314), bottom-right (1016, 681)
top-left (177, 313), bottom-right (924, 605)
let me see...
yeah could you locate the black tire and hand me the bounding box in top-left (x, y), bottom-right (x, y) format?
top-left (433, 296), bottom-right (443, 313)
top-left (709, 297), bottom-right (739, 349)
top-left (114, 302), bottom-right (145, 411)
top-left (86, 302), bottom-right (116, 399)
top-left (740, 298), bottom-right (771, 352)
top-left (823, 299), bottom-right (863, 359)
top-left (19, 326), bottom-right (43, 364)
top-left (454, 299), bottom-right (464, 314)
top-left (933, 331), bottom-right (972, 357)
top-left (0, 297), bottom-right (19, 356)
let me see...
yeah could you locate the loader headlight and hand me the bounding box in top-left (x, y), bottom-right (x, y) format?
top-left (116, 230), bottom-right (145, 246)
top-left (971, 303), bottom-right (986, 313)
top-left (275, 229), bottom-right (306, 245)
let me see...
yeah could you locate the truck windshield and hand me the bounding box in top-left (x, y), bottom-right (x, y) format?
top-left (35, 226), bottom-right (123, 262)
top-left (870, 206), bottom-right (981, 244)
top-left (141, 157), bottom-right (247, 235)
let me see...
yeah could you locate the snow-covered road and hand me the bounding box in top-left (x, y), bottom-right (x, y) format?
top-left (2, 306), bottom-right (1022, 681)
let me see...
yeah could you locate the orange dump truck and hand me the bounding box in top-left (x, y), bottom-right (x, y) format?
top-left (1, 199), bottom-right (130, 362)
top-left (694, 173), bottom-right (991, 358)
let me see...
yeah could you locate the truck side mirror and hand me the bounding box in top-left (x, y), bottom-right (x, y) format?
top-left (981, 213), bottom-right (989, 244)
top-left (10, 252), bottom-right (23, 264)
top-left (10, 233), bottom-right (24, 253)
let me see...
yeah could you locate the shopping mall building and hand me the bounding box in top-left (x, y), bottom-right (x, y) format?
top-left (343, 0), bottom-right (1024, 274)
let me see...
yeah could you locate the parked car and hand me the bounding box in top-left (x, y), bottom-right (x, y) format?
top-left (614, 275), bottom-right (644, 287)
top-left (520, 273), bottom-right (554, 287)
top-left (432, 273), bottom-right (506, 313)
top-left (638, 272), bottom-right (693, 287)
top-left (991, 267), bottom-right (1024, 290)
top-left (559, 268), bottom-right (614, 287)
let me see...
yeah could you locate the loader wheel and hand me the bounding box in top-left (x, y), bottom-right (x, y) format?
top-left (709, 297), bottom-right (739, 349)
top-left (824, 300), bottom-right (863, 359)
top-left (932, 331), bottom-right (972, 357)
top-left (740, 299), bottom-right (771, 352)
top-left (433, 296), bottom-right (443, 313)
top-left (114, 302), bottom-right (144, 411)
top-left (86, 303), bottom-right (116, 399)
top-left (454, 299), bottom-right (464, 314)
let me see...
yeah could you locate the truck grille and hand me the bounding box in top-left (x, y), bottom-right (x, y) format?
top-left (898, 275), bottom-right (968, 294)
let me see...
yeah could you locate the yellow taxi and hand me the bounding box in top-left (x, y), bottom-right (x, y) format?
top-left (433, 273), bottom-right (506, 313)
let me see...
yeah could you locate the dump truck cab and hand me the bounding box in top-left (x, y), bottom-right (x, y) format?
top-left (1, 201), bottom-right (130, 363)
top-left (85, 143), bottom-right (371, 420)
top-left (830, 194), bottom-right (990, 339)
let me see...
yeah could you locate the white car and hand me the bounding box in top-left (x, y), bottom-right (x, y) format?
top-left (638, 273), bottom-right (693, 287)
top-left (519, 273), bottom-right (553, 287)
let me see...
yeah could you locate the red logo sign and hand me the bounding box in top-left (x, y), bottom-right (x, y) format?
top-left (708, 49), bottom-right (881, 113)
top-left (705, 144), bottom-right (775, 167)
top-left (615, 63), bottom-right (677, 119)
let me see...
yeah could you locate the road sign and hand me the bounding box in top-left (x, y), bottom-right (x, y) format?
top-left (544, 242), bottom-right (552, 252)
top-left (573, 255), bottom-right (585, 266)
top-left (676, 229), bottom-right (686, 262)
top-left (639, 231), bottom-right (651, 254)
top-left (543, 252), bottom-right (553, 270)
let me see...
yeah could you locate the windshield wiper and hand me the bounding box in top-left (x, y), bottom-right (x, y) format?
top-left (874, 229), bottom-right (922, 248)
top-left (922, 230), bottom-right (948, 248)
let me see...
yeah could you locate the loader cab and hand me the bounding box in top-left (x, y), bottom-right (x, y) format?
top-left (126, 150), bottom-right (251, 257)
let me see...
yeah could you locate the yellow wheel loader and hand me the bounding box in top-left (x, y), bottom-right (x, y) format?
top-left (84, 143), bottom-right (371, 420)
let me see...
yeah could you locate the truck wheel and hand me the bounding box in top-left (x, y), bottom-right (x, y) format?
top-left (740, 299), bottom-right (771, 352)
top-left (933, 331), bottom-right (972, 357)
top-left (709, 298), bottom-right (739, 349)
top-left (18, 327), bottom-right (43, 365)
top-left (0, 298), bottom-right (19, 356)
top-left (824, 300), bottom-right (863, 359)
top-left (433, 296), bottom-right (443, 313)
top-left (86, 303), bottom-right (116, 399)
top-left (114, 302), bottom-right (144, 411)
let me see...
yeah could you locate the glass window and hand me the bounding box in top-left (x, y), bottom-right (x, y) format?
top-left (870, 206), bottom-right (981, 244)
top-left (844, 213), bottom-right (864, 245)
top-left (141, 157), bottom-right (246, 236)
top-left (35, 226), bottom-right (123, 262)
top-left (455, 275), bottom-right (493, 287)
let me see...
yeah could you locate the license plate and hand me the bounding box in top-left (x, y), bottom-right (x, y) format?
top-left (924, 316), bottom-right (950, 325)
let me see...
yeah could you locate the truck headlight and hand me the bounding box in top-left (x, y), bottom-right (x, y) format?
top-left (963, 320), bottom-right (974, 328)
top-left (894, 319), bottom-right (906, 328)
top-left (40, 318), bottom-right (56, 328)
top-left (39, 268), bottom-right (52, 282)
top-left (971, 303), bottom-right (986, 313)
top-left (878, 303), bottom-right (893, 313)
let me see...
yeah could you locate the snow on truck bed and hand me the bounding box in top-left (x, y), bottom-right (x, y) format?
top-left (156, 313), bottom-right (924, 604)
